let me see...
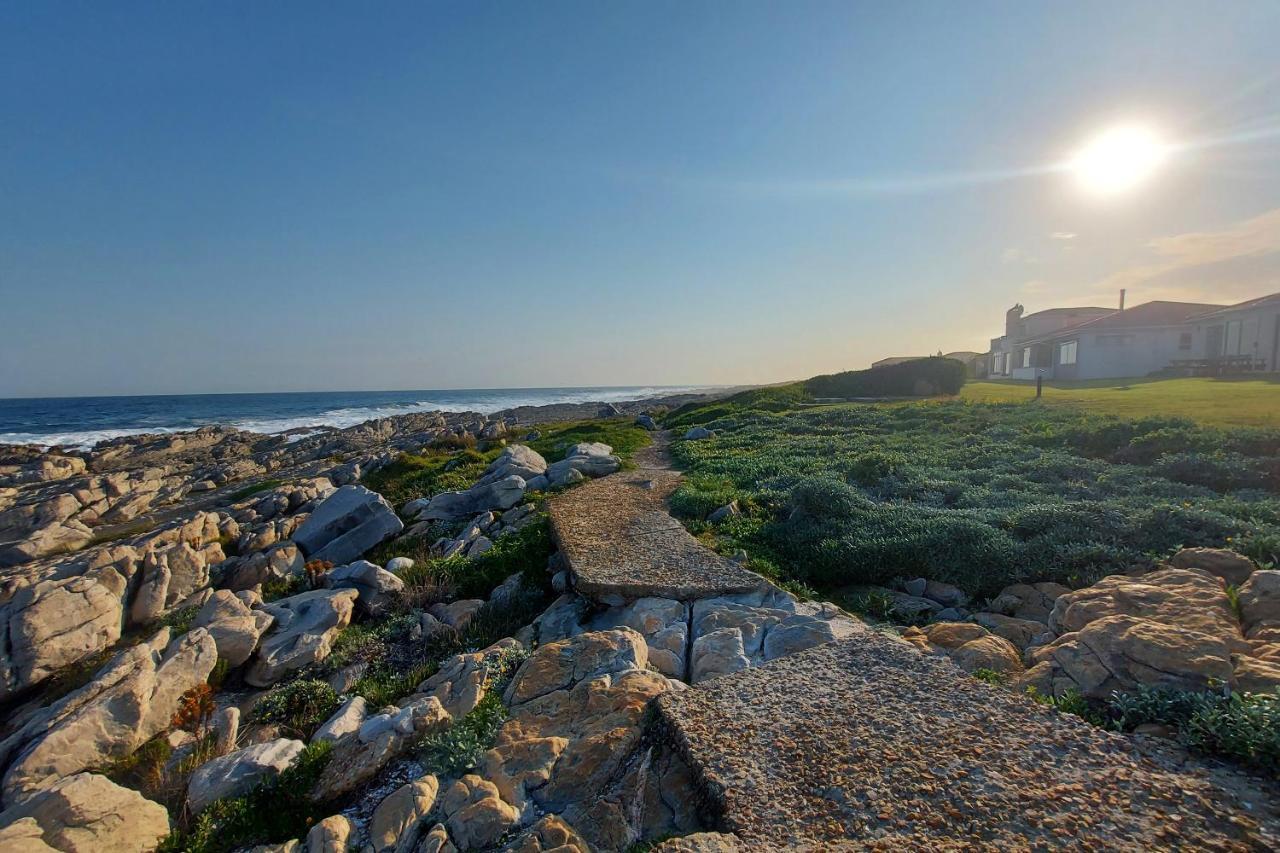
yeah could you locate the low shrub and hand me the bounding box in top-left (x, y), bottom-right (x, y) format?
top-left (416, 691), bottom-right (508, 777)
top-left (159, 741), bottom-right (333, 853)
top-left (252, 679), bottom-right (339, 739)
top-left (806, 357), bottom-right (966, 399)
top-left (1107, 687), bottom-right (1280, 773)
top-left (227, 479), bottom-right (284, 503)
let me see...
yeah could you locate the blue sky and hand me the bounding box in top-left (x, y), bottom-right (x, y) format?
top-left (3, 1), bottom-right (1279, 397)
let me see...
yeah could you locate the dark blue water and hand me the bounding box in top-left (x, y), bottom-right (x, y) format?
top-left (0, 387), bottom-right (701, 448)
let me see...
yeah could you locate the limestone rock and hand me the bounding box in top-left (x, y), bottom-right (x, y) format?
top-left (323, 560), bottom-right (405, 615)
top-left (441, 775), bottom-right (519, 851)
top-left (1170, 548), bottom-right (1257, 586)
top-left (416, 824), bottom-right (455, 853)
top-left (1016, 614), bottom-right (1236, 700)
top-left (417, 638), bottom-right (523, 719)
top-left (187, 738), bottom-right (305, 814)
top-left (310, 699), bottom-right (450, 802)
top-left (1048, 568), bottom-right (1244, 649)
top-left (305, 814), bottom-right (354, 853)
top-left (0, 772), bottom-right (169, 853)
top-left (973, 612), bottom-right (1049, 651)
top-left (501, 815), bottom-right (590, 852)
top-left (0, 567), bottom-right (127, 700)
top-left (312, 695), bottom-right (368, 744)
top-left (545, 444), bottom-right (620, 486)
top-left (245, 588), bottom-right (357, 687)
top-left (369, 775), bottom-right (439, 853)
top-left (1, 627), bottom-right (217, 802)
top-left (987, 581), bottom-right (1071, 622)
top-left (429, 599), bottom-right (484, 633)
top-left (1238, 570), bottom-right (1279, 637)
top-left (475, 446), bottom-right (547, 487)
top-left (194, 590), bottom-right (274, 667)
top-left (293, 485), bottom-right (403, 566)
top-left (504, 628), bottom-right (647, 705)
top-left (590, 597), bottom-right (689, 680)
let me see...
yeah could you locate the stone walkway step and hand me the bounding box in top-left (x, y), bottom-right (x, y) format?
top-left (654, 631), bottom-right (1280, 850)
top-left (549, 468), bottom-right (766, 605)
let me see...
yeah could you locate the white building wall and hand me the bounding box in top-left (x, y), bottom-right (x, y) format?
top-left (1072, 327), bottom-right (1191, 379)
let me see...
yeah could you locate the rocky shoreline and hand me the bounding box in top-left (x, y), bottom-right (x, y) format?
top-left (1, 396), bottom-right (1278, 852)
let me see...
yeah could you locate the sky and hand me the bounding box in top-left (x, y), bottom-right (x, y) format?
top-left (3, 1), bottom-right (1280, 398)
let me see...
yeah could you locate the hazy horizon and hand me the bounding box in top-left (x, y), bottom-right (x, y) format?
top-left (4, 2), bottom-right (1280, 398)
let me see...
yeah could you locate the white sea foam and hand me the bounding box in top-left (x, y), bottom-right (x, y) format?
top-left (1, 386), bottom-right (717, 450)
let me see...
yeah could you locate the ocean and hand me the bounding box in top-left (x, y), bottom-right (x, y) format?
top-left (0, 387), bottom-right (705, 449)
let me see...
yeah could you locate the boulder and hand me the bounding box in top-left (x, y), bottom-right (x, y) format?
top-left (706, 502), bottom-right (739, 524)
top-left (369, 775), bottom-right (439, 853)
top-left (987, 581), bottom-right (1071, 623)
top-left (591, 598), bottom-right (689, 680)
top-left (312, 695), bottom-right (368, 744)
top-left (292, 485), bottom-right (403, 566)
top-left (386, 556), bottom-right (415, 573)
top-left (1, 627), bottom-right (218, 802)
top-left (1170, 548), bottom-right (1257, 587)
top-left (429, 599), bottom-right (485, 632)
top-left (244, 589), bottom-right (358, 687)
top-left (683, 427), bottom-right (714, 441)
top-left (322, 560), bottom-right (405, 615)
top-left (1238, 570), bottom-right (1280, 638)
top-left (415, 824), bottom-right (454, 853)
top-left (1016, 614), bottom-right (1236, 700)
top-left (545, 444), bottom-right (620, 485)
top-left (306, 815), bottom-right (354, 853)
top-left (902, 622), bottom-right (1024, 676)
top-left (187, 738), bottom-right (305, 814)
top-left (310, 698), bottom-right (450, 802)
top-left (0, 567), bottom-right (127, 700)
top-left (1047, 568), bottom-right (1244, 650)
top-left (194, 590), bottom-right (275, 667)
top-left (416, 638), bottom-right (523, 719)
top-left (973, 612), bottom-right (1049, 651)
top-left (504, 628), bottom-right (648, 706)
top-left (474, 446), bottom-right (547, 487)
top-left (635, 414), bottom-right (658, 431)
top-left (0, 773), bottom-right (169, 853)
top-left (441, 775), bottom-right (519, 851)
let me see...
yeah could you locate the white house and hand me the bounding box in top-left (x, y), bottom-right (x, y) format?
top-left (1189, 293), bottom-right (1280, 372)
top-left (988, 304), bottom-right (1113, 379)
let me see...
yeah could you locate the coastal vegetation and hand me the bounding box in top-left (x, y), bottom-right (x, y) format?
top-left (668, 393), bottom-right (1280, 598)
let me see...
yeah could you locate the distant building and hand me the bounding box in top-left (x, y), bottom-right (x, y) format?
top-left (988, 304), bottom-right (1114, 379)
top-left (985, 292), bottom-right (1280, 380)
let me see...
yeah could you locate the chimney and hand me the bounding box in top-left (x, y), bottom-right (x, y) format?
top-left (1119, 289), bottom-right (1126, 311)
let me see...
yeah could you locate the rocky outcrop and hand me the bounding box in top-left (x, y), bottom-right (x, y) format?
top-left (245, 588), bottom-right (358, 687)
top-left (0, 627), bottom-right (218, 804)
top-left (902, 622), bottom-right (1025, 676)
top-left (545, 443), bottom-right (620, 487)
top-left (321, 560), bottom-right (405, 615)
top-left (369, 774), bottom-right (439, 853)
top-left (1239, 569), bottom-right (1279, 641)
top-left (0, 566), bottom-right (127, 701)
top-left (1016, 613), bottom-right (1236, 700)
top-left (1170, 547), bottom-right (1259, 586)
top-left (293, 485), bottom-right (403, 566)
top-left (187, 738), bottom-right (305, 814)
top-left (193, 589), bottom-right (275, 667)
top-left (415, 638), bottom-right (523, 719)
top-left (310, 697), bottom-right (450, 801)
top-left (0, 772), bottom-right (170, 853)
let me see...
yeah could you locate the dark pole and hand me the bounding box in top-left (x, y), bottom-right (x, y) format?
top-left (1036, 375), bottom-right (1043, 399)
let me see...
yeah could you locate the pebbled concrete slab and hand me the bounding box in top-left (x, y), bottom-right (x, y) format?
top-left (654, 632), bottom-right (1280, 850)
top-left (549, 468), bottom-right (766, 605)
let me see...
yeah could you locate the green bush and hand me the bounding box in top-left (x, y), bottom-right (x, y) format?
top-left (159, 741), bottom-right (333, 853)
top-left (806, 357), bottom-right (966, 399)
top-left (669, 475), bottom-right (741, 519)
top-left (251, 679), bottom-right (339, 739)
top-left (1107, 687), bottom-right (1280, 774)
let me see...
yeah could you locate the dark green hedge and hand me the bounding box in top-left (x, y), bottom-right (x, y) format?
top-left (806, 357), bottom-right (966, 399)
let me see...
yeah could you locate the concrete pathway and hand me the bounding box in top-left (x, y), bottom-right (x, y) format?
top-left (548, 432), bottom-right (765, 604)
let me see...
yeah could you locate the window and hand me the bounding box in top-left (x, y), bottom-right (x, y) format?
top-left (1059, 340), bottom-right (1078, 365)
top-left (1226, 320), bottom-right (1242, 355)
top-left (1179, 332), bottom-right (1193, 351)
top-left (1022, 348), bottom-right (1032, 368)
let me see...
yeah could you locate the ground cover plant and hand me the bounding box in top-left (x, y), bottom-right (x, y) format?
top-left (668, 398), bottom-right (1280, 598)
top-left (808, 356), bottom-right (967, 399)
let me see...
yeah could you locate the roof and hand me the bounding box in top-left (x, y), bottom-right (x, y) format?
top-left (1030, 300), bottom-right (1226, 343)
top-left (1189, 291), bottom-right (1280, 321)
top-left (1021, 306), bottom-right (1112, 321)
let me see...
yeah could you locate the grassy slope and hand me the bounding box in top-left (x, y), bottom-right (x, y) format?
top-left (962, 377), bottom-right (1280, 428)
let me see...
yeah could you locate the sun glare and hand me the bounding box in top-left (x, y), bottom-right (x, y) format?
top-left (1070, 124), bottom-right (1169, 196)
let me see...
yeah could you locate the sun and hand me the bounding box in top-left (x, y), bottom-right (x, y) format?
top-left (1070, 124), bottom-right (1169, 195)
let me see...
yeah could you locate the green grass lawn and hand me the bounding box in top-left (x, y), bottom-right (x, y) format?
top-left (961, 377), bottom-right (1280, 428)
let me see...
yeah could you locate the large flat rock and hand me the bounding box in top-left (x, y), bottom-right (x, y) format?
top-left (549, 470), bottom-right (765, 604)
top-left (654, 632), bottom-right (1280, 849)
